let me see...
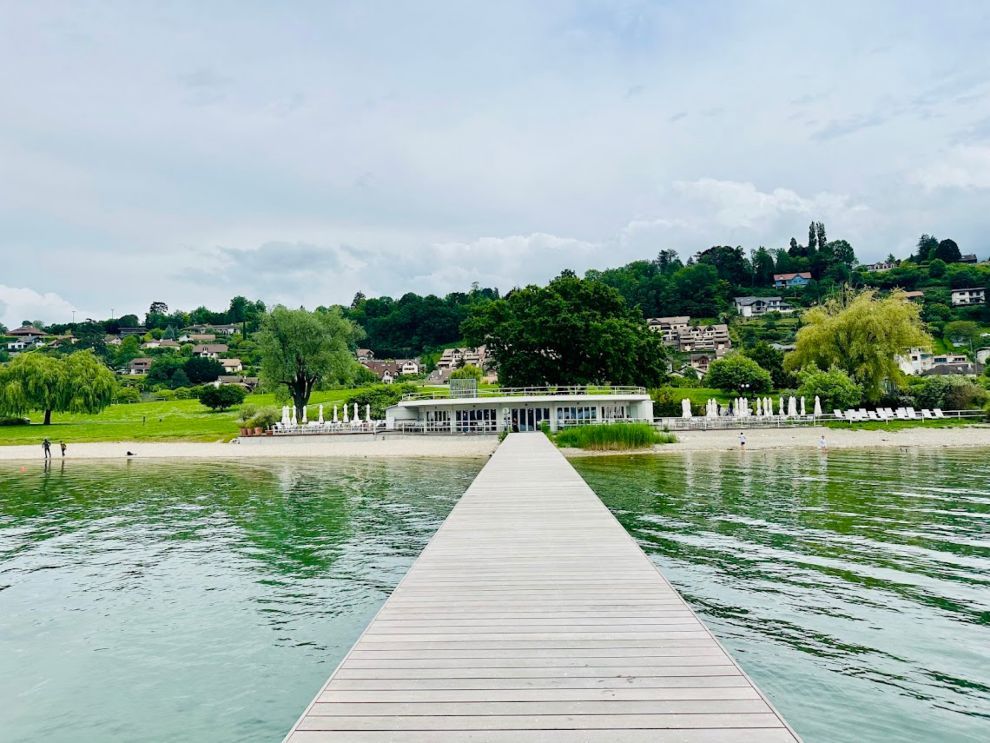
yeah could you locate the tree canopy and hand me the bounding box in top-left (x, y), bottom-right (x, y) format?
top-left (785, 290), bottom-right (930, 401)
top-left (795, 364), bottom-right (863, 411)
top-left (257, 306), bottom-right (362, 416)
top-left (703, 353), bottom-right (773, 394)
top-left (0, 350), bottom-right (116, 424)
top-left (461, 272), bottom-right (668, 387)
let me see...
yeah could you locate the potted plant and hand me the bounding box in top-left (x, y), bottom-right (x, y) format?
top-left (238, 405), bottom-right (257, 436)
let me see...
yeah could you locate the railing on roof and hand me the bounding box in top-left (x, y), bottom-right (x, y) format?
top-left (401, 385), bottom-right (647, 401)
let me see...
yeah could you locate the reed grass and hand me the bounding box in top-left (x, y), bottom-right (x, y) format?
top-left (553, 423), bottom-right (676, 451)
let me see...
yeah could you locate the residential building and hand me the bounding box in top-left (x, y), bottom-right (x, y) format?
top-left (901, 290), bottom-right (925, 301)
top-left (951, 287), bottom-right (986, 306)
top-left (897, 348), bottom-right (935, 376)
top-left (773, 272), bottom-right (812, 289)
top-left (216, 375), bottom-right (259, 391)
top-left (104, 335), bottom-right (123, 346)
top-left (8, 325), bottom-right (46, 343)
top-left (362, 360), bottom-right (400, 384)
top-left (733, 296), bottom-right (791, 318)
top-left (959, 254), bottom-right (978, 264)
top-left (922, 361), bottom-right (983, 377)
top-left (675, 324), bottom-right (731, 353)
top-left (220, 358), bottom-right (243, 373)
top-left (118, 326), bottom-right (147, 337)
top-left (646, 316), bottom-right (690, 344)
top-left (688, 352), bottom-right (720, 375)
top-left (193, 344), bottom-right (228, 359)
top-left (860, 261), bottom-right (896, 272)
top-left (399, 359), bottom-right (420, 376)
top-left (184, 324), bottom-right (238, 336)
top-left (437, 346), bottom-right (488, 371)
top-left (356, 348), bottom-right (375, 362)
top-left (179, 332), bottom-right (217, 343)
top-left (129, 357), bottom-right (153, 375)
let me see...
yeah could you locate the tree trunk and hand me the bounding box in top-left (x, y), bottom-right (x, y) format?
top-left (43, 409), bottom-right (52, 425)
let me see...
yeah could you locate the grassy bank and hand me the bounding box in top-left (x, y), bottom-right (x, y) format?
top-left (0, 386), bottom-right (412, 445)
top-left (823, 417), bottom-right (984, 432)
top-left (553, 423), bottom-right (677, 451)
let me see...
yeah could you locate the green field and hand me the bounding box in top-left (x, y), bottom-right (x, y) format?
top-left (823, 417), bottom-right (983, 431)
top-left (0, 386), bottom-right (434, 445)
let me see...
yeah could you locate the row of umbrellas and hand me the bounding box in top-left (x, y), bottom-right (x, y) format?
top-left (280, 403), bottom-right (374, 427)
top-left (684, 395), bottom-right (823, 419)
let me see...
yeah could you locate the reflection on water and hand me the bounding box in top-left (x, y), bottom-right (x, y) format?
top-left (0, 457), bottom-right (481, 743)
top-left (573, 448), bottom-right (990, 743)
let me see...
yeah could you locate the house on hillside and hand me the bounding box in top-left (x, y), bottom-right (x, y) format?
top-left (398, 359), bottom-right (420, 376)
top-left (363, 360), bottom-right (400, 384)
top-left (733, 296), bottom-right (791, 318)
top-left (951, 287), bottom-right (986, 306)
top-left (179, 332), bottom-right (216, 343)
top-left (688, 351), bottom-right (725, 375)
top-left (860, 261), bottom-right (896, 272)
top-left (184, 324), bottom-right (238, 336)
top-left (193, 344), bottom-right (228, 359)
top-left (901, 290), bottom-right (924, 301)
top-left (437, 346), bottom-right (488, 371)
top-left (646, 316), bottom-right (690, 345)
top-left (675, 324), bottom-right (731, 353)
top-left (773, 272), bottom-right (812, 289)
top-left (220, 358), bottom-right (243, 373)
top-left (959, 254), bottom-right (978, 264)
top-left (129, 358), bottom-right (153, 375)
top-left (8, 325), bottom-right (46, 343)
top-left (118, 326), bottom-right (147, 337)
top-left (356, 348), bottom-right (374, 362)
top-left (104, 335), bottom-right (123, 346)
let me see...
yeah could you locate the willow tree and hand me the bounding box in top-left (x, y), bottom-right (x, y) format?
top-left (0, 350), bottom-right (116, 424)
top-left (257, 306), bottom-right (362, 418)
top-left (784, 290), bottom-right (930, 401)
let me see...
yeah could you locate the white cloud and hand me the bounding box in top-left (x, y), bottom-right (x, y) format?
top-left (0, 286), bottom-right (84, 328)
top-left (912, 146), bottom-right (990, 190)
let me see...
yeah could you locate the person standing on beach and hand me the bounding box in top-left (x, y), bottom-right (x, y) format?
top-left (42, 438), bottom-right (51, 459)
top-left (60, 441), bottom-right (67, 457)
top-left (739, 431), bottom-right (746, 449)
top-left (818, 434), bottom-right (827, 452)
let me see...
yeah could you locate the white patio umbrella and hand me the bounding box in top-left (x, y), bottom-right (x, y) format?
top-left (756, 397), bottom-right (762, 416)
top-left (333, 404), bottom-right (339, 423)
top-left (343, 404), bottom-right (349, 422)
top-left (800, 397), bottom-right (806, 417)
top-left (302, 405), bottom-right (308, 424)
top-left (767, 397), bottom-right (774, 416)
top-left (365, 404), bottom-right (371, 423)
top-left (318, 404), bottom-right (324, 424)
top-left (814, 396), bottom-right (823, 417)
top-left (281, 406), bottom-right (290, 426)
top-left (788, 396), bottom-right (798, 417)
top-left (779, 396), bottom-right (785, 417)
top-left (353, 403), bottom-right (359, 422)
top-left (290, 406), bottom-right (297, 426)
top-left (681, 398), bottom-right (692, 418)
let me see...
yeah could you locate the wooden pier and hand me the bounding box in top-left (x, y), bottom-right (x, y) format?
top-left (284, 433), bottom-right (801, 742)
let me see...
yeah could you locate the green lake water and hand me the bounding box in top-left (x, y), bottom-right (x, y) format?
top-left (572, 448), bottom-right (990, 743)
top-left (1, 449), bottom-right (988, 742)
top-left (0, 457), bottom-right (481, 743)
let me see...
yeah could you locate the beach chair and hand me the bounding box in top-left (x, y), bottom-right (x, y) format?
top-left (868, 410), bottom-right (880, 420)
top-left (858, 408), bottom-right (868, 419)
top-left (906, 407), bottom-right (918, 419)
top-left (895, 408), bottom-right (907, 419)
top-left (833, 409), bottom-right (843, 419)
top-left (922, 409), bottom-right (933, 419)
top-left (885, 408), bottom-right (896, 419)
top-left (933, 408), bottom-right (945, 418)
top-left (844, 409), bottom-right (857, 421)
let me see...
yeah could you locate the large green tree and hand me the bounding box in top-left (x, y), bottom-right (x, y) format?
top-left (785, 290), bottom-right (930, 402)
top-left (0, 350), bottom-right (116, 424)
top-left (257, 306), bottom-right (362, 417)
top-left (461, 272), bottom-right (668, 387)
top-left (704, 354), bottom-right (773, 394)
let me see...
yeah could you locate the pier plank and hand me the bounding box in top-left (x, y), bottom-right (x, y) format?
top-left (283, 434), bottom-right (800, 742)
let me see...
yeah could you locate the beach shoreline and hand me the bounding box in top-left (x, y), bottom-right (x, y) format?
top-left (561, 424), bottom-right (990, 456)
top-left (3, 425), bottom-right (990, 463)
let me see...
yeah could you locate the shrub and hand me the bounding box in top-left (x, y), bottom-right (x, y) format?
top-left (238, 404), bottom-right (258, 424)
top-left (184, 356), bottom-right (224, 384)
top-left (248, 407), bottom-right (279, 429)
top-left (704, 354), bottom-right (773, 394)
top-left (113, 386), bottom-right (142, 404)
top-left (198, 384), bottom-right (247, 411)
top-left (912, 376), bottom-right (988, 411)
top-left (649, 387), bottom-right (683, 417)
top-left (156, 389), bottom-right (176, 401)
top-left (0, 416), bottom-right (30, 426)
top-left (554, 423), bottom-right (676, 451)
top-left (450, 364), bottom-right (483, 381)
top-left (796, 365), bottom-right (863, 411)
top-left (173, 386), bottom-right (194, 399)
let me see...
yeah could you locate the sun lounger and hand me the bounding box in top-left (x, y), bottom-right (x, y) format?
top-left (933, 408), bottom-right (945, 418)
top-left (885, 408), bottom-right (896, 419)
top-left (833, 409), bottom-right (843, 419)
top-left (906, 407), bottom-right (918, 419)
top-left (858, 408), bottom-right (868, 419)
top-left (895, 408), bottom-right (907, 419)
top-left (868, 410), bottom-right (880, 420)
top-left (922, 409), bottom-right (932, 419)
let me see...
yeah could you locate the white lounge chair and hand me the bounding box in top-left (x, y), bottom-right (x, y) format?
top-left (834, 409), bottom-right (843, 419)
top-left (868, 410), bottom-right (880, 420)
top-left (933, 408), bottom-right (945, 418)
top-left (858, 408), bottom-right (868, 419)
top-left (922, 409), bottom-right (933, 419)
top-left (895, 408), bottom-right (907, 419)
top-left (906, 407), bottom-right (918, 419)
top-left (885, 407), bottom-right (896, 419)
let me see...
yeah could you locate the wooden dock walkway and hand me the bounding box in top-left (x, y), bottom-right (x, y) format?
top-left (284, 433), bottom-right (801, 742)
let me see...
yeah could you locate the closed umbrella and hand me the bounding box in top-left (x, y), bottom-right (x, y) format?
top-left (353, 403), bottom-right (359, 423)
top-left (788, 396), bottom-right (798, 417)
top-left (302, 405), bottom-right (308, 424)
top-left (318, 404), bottom-right (324, 424)
top-left (281, 406), bottom-right (290, 426)
top-left (343, 404), bottom-right (349, 422)
top-left (800, 397), bottom-right (806, 417)
top-left (814, 396), bottom-right (822, 417)
top-left (779, 396), bottom-right (785, 417)
top-left (365, 404), bottom-right (371, 423)
top-left (290, 406), bottom-right (297, 426)
top-left (333, 405), bottom-right (339, 423)
top-left (756, 397), bottom-right (762, 416)
top-left (681, 398), bottom-right (692, 418)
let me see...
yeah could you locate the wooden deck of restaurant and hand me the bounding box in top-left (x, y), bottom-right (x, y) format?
top-left (283, 433), bottom-right (801, 742)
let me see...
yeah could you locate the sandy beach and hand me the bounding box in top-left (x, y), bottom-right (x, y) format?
top-left (2, 425), bottom-right (990, 463)
top-left (0, 435), bottom-right (500, 462)
top-left (562, 424), bottom-right (990, 455)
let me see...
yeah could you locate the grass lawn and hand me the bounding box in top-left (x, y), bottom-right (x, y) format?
top-left (667, 387), bottom-right (745, 406)
top-left (0, 385), bottom-right (442, 445)
top-left (823, 417), bottom-right (983, 431)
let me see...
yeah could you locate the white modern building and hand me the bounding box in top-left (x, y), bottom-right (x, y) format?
top-left (951, 287), bottom-right (986, 306)
top-left (386, 386), bottom-right (654, 433)
top-left (733, 296), bottom-right (792, 318)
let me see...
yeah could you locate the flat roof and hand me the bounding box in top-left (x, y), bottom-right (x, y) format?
top-left (398, 393), bottom-right (650, 408)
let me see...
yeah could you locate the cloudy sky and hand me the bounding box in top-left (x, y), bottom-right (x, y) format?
top-left (2, 1), bottom-right (989, 327)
